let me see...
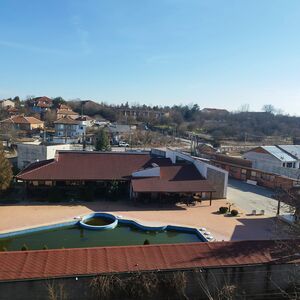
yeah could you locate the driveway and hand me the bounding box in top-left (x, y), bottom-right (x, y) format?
top-left (227, 179), bottom-right (292, 216)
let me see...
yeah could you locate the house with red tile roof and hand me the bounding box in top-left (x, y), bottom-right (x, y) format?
top-left (56, 104), bottom-right (79, 120)
top-left (53, 116), bottom-right (85, 144)
top-left (0, 115), bottom-right (44, 131)
top-left (30, 96), bottom-right (53, 114)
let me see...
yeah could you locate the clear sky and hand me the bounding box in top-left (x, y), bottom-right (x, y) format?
top-left (1, 0), bottom-right (300, 114)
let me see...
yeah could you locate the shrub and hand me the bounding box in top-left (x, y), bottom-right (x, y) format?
top-left (219, 206), bottom-right (228, 214)
top-left (21, 244), bottom-right (29, 251)
top-left (43, 245), bottom-right (48, 250)
top-left (143, 239), bottom-right (150, 245)
top-left (231, 209), bottom-right (238, 216)
top-left (1, 246), bottom-right (7, 251)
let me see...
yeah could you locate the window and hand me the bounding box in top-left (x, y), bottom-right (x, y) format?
top-left (287, 162), bottom-right (293, 168)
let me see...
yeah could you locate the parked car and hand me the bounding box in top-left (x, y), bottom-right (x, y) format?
top-left (118, 141), bottom-right (129, 147)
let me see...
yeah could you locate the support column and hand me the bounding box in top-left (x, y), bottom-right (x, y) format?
top-left (277, 198), bottom-right (281, 215)
top-left (209, 192), bottom-right (212, 206)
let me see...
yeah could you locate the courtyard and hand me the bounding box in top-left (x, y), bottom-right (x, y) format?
top-left (0, 197), bottom-right (287, 241)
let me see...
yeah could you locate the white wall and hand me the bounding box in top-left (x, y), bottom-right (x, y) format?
top-left (243, 152), bottom-right (283, 169)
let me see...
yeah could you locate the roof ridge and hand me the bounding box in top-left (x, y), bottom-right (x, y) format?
top-left (276, 145), bottom-right (298, 160)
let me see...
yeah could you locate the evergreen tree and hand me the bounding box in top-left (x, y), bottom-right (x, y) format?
top-left (0, 145), bottom-right (13, 191)
top-left (94, 129), bottom-right (111, 151)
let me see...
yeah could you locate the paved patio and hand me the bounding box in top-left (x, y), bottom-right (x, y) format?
top-left (0, 198), bottom-right (287, 241)
top-left (227, 179), bottom-right (293, 216)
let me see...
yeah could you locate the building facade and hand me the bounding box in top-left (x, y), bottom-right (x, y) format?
top-left (53, 116), bottom-right (86, 143)
top-left (17, 142), bottom-right (72, 169)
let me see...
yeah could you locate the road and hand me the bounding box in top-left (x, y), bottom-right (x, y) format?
top-left (227, 179), bottom-right (292, 216)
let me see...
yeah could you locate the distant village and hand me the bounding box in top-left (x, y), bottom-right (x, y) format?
top-left (0, 96), bottom-right (300, 299)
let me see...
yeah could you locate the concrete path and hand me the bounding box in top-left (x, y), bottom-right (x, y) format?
top-left (227, 179), bottom-right (292, 216)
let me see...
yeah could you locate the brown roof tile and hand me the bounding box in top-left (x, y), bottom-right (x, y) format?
top-left (16, 151), bottom-right (172, 181)
top-left (54, 116), bottom-right (80, 125)
top-left (0, 115), bottom-right (43, 125)
top-left (57, 108), bottom-right (78, 115)
top-left (132, 164), bottom-right (215, 193)
top-left (0, 240), bottom-right (298, 282)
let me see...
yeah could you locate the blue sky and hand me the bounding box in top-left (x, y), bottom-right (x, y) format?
top-left (1, 0), bottom-right (300, 114)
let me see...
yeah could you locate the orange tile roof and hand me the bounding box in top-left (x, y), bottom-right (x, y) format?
top-left (0, 240), bottom-right (298, 282)
top-left (54, 116), bottom-right (80, 125)
top-left (0, 115), bottom-right (43, 125)
top-left (57, 108), bottom-right (78, 115)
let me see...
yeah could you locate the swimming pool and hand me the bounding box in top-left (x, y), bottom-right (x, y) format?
top-left (0, 214), bottom-right (208, 251)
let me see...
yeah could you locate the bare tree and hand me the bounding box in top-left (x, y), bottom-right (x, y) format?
top-left (262, 104), bottom-right (276, 114)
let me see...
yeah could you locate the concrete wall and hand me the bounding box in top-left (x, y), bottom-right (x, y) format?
top-left (243, 151), bottom-right (283, 169)
top-left (17, 143), bottom-right (72, 169)
top-left (243, 151), bottom-right (300, 180)
top-left (206, 167), bottom-right (227, 198)
top-left (0, 264), bottom-right (298, 300)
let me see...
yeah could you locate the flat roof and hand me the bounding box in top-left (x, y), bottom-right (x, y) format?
top-left (1, 240), bottom-right (298, 282)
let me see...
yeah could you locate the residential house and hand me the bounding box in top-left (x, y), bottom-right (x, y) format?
top-left (201, 108), bottom-right (229, 114)
top-left (242, 145), bottom-right (300, 181)
top-left (118, 108), bottom-right (166, 119)
top-left (56, 104), bottom-right (79, 120)
top-left (0, 99), bottom-right (15, 109)
top-left (30, 96), bottom-right (52, 114)
top-left (75, 115), bottom-right (95, 127)
top-left (93, 116), bottom-right (110, 127)
top-left (0, 115), bottom-right (44, 131)
top-left (53, 116), bottom-right (86, 143)
top-left (6, 106), bottom-right (19, 116)
top-left (243, 145), bottom-right (300, 169)
top-left (108, 123), bottom-right (136, 143)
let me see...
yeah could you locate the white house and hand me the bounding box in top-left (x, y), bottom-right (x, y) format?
top-left (243, 145), bottom-right (300, 170)
top-left (53, 116), bottom-right (86, 144)
top-left (75, 115), bottom-right (95, 127)
top-left (0, 99), bottom-right (15, 109)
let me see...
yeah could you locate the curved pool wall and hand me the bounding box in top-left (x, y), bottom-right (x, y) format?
top-left (117, 218), bottom-right (208, 242)
top-left (79, 212), bottom-right (118, 230)
top-left (0, 212), bottom-right (209, 242)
